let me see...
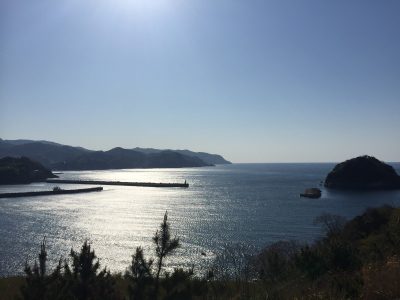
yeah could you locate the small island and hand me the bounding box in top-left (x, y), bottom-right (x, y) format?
top-left (0, 156), bottom-right (58, 185)
top-left (300, 188), bottom-right (322, 198)
top-left (324, 155), bottom-right (400, 189)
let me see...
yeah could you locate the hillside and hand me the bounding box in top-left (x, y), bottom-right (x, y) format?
top-left (53, 148), bottom-right (210, 170)
top-left (325, 155), bottom-right (400, 189)
top-left (0, 156), bottom-right (58, 184)
top-left (0, 139), bottom-right (222, 170)
top-left (0, 139), bottom-right (90, 169)
top-left (133, 147), bottom-right (231, 165)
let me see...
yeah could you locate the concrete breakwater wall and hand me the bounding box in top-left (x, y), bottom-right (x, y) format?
top-left (0, 187), bottom-right (103, 198)
top-left (46, 179), bottom-right (189, 188)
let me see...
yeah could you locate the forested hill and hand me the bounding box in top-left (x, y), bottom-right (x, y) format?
top-left (0, 139), bottom-right (229, 170)
top-left (0, 156), bottom-right (57, 184)
top-left (133, 147), bottom-right (231, 165)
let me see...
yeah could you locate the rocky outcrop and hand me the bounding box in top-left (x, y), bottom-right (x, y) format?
top-left (324, 156), bottom-right (400, 189)
top-left (300, 188), bottom-right (322, 198)
top-left (0, 156), bottom-right (58, 184)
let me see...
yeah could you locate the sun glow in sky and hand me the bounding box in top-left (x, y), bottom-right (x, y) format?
top-left (111, 0), bottom-right (171, 11)
top-left (103, 0), bottom-right (174, 19)
top-left (1, 0), bottom-right (400, 162)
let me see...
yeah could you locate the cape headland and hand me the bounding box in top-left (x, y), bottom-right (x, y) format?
top-left (0, 156), bottom-right (58, 185)
top-left (324, 155), bottom-right (400, 189)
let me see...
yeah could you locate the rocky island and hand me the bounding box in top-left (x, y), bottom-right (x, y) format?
top-left (324, 155), bottom-right (400, 189)
top-left (0, 156), bottom-right (58, 184)
top-left (300, 188), bottom-right (322, 198)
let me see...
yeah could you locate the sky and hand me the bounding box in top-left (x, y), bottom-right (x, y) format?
top-left (0, 0), bottom-right (399, 163)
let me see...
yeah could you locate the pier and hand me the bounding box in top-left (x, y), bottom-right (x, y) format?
top-left (46, 179), bottom-right (189, 188)
top-left (0, 187), bottom-right (103, 198)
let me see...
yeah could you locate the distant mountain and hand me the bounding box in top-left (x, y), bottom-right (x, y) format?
top-left (0, 138), bottom-right (62, 147)
top-left (0, 139), bottom-right (91, 169)
top-left (0, 139), bottom-right (227, 170)
top-left (133, 147), bottom-right (232, 165)
top-left (52, 148), bottom-right (210, 170)
top-left (0, 156), bottom-right (58, 184)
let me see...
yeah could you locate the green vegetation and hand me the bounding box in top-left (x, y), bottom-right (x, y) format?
top-left (2, 206), bottom-right (400, 299)
top-left (0, 156), bottom-right (57, 184)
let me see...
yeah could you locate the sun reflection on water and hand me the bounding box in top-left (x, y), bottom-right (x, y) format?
top-left (1, 164), bottom-right (400, 276)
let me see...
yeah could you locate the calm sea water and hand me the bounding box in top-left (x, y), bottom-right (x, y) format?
top-left (1, 163), bottom-right (400, 276)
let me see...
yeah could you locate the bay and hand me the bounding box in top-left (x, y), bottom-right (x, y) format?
top-left (1, 163), bottom-right (400, 276)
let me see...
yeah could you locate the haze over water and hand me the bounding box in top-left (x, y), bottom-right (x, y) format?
top-left (1, 163), bottom-right (400, 276)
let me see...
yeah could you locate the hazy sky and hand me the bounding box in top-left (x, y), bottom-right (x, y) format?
top-left (1, 0), bottom-right (399, 163)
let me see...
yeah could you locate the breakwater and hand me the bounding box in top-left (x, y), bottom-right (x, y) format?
top-left (46, 179), bottom-right (189, 188)
top-left (0, 187), bottom-right (103, 198)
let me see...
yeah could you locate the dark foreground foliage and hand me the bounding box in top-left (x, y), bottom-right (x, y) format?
top-left (14, 206), bottom-right (400, 299)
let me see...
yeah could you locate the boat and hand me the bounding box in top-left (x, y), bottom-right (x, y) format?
top-left (300, 188), bottom-right (322, 199)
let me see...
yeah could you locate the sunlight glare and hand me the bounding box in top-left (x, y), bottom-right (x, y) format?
top-left (110, 0), bottom-right (172, 16)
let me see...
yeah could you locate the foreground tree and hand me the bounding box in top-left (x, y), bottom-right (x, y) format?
top-left (64, 241), bottom-right (118, 300)
top-left (153, 211), bottom-right (180, 297)
top-left (21, 238), bottom-right (63, 300)
top-left (126, 246), bottom-right (154, 300)
top-left (21, 238), bottom-right (48, 300)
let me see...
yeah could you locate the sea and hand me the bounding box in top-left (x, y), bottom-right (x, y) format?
top-left (1, 163), bottom-right (400, 277)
